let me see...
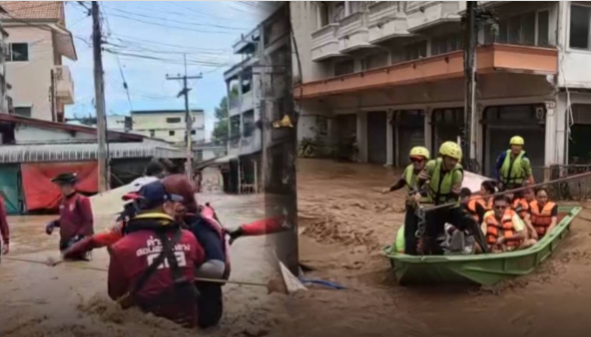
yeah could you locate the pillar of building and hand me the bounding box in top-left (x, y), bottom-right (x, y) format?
top-left (424, 108), bottom-right (433, 155)
top-left (544, 98), bottom-right (561, 181)
top-left (357, 110), bottom-right (368, 163)
top-left (386, 109), bottom-right (394, 166)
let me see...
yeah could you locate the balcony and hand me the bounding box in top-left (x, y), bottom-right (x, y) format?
top-left (228, 95), bottom-right (240, 116)
top-left (368, 1), bottom-right (411, 44)
top-left (405, 1), bottom-right (462, 33)
top-left (337, 11), bottom-right (373, 53)
top-left (295, 44), bottom-right (558, 99)
top-left (233, 27), bottom-right (260, 54)
top-left (55, 66), bottom-right (74, 104)
top-left (311, 23), bottom-right (342, 61)
top-left (241, 91), bottom-right (253, 113)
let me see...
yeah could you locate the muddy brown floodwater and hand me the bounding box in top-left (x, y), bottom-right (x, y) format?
top-left (3, 159), bottom-right (591, 337)
top-left (0, 193), bottom-right (290, 337)
top-left (270, 159), bottom-right (591, 337)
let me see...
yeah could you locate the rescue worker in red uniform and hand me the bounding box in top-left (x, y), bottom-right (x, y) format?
top-left (0, 194), bottom-right (10, 256)
top-left (107, 181), bottom-right (206, 328)
top-left (529, 187), bottom-right (558, 239)
top-left (45, 173), bottom-right (94, 259)
top-left (161, 174), bottom-right (227, 328)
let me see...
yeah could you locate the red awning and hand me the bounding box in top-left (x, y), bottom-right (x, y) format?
top-left (21, 162), bottom-right (98, 211)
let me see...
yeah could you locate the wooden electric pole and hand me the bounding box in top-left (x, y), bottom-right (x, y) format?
top-left (92, 1), bottom-right (109, 192)
top-left (462, 1), bottom-right (478, 172)
top-left (166, 54), bottom-right (202, 180)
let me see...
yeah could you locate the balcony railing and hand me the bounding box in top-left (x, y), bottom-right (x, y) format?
top-left (55, 66), bottom-right (74, 105)
top-left (311, 23), bottom-right (341, 61)
top-left (337, 11), bottom-right (372, 53)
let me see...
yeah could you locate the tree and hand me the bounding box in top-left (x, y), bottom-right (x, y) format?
top-left (212, 86), bottom-right (238, 145)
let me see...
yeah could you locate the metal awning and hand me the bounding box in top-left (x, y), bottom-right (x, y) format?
top-left (0, 142), bottom-right (186, 163)
top-left (213, 154), bottom-right (238, 164)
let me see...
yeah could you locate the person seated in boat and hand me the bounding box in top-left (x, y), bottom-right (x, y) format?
top-left (481, 195), bottom-right (537, 253)
top-left (466, 181), bottom-right (496, 224)
top-left (505, 191), bottom-right (537, 240)
top-left (441, 189), bottom-right (478, 255)
top-left (529, 188), bottom-right (558, 239)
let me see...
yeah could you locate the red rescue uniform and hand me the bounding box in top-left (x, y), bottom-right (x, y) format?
top-left (529, 200), bottom-right (558, 237)
top-left (108, 214), bottom-right (205, 328)
top-left (58, 192), bottom-right (94, 249)
top-left (0, 195), bottom-right (9, 248)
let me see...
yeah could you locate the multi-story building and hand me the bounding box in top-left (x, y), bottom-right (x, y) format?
top-left (130, 109), bottom-right (206, 145)
top-left (223, 2), bottom-right (289, 193)
top-left (292, 1), bottom-right (591, 181)
top-left (0, 1), bottom-right (76, 122)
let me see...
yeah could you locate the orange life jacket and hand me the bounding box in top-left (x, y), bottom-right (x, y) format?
top-left (467, 196), bottom-right (492, 223)
top-left (530, 200), bottom-right (556, 236)
top-left (484, 209), bottom-right (522, 248)
top-left (511, 198), bottom-right (529, 219)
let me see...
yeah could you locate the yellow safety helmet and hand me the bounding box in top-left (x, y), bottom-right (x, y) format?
top-left (409, 146), bottom-right (430, 160)
top-left (439, 141), bottom-right (462, 161)
top-left (510, 136), bottom-right (524, 146)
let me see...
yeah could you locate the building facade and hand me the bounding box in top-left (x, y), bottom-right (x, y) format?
top-left (0, 1), bottom-right (76, 122)
top-left (130, 109), bottom-right (205, 145)
top-left (223, 2), bottom-right (289, 193)
top-left (292, 1), bottom-right (591, 181)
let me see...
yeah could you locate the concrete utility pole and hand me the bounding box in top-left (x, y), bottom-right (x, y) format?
top-left (92, 1), bottom-right (109, 192)
top-left (166, 54), bottom-right (202, 180)
top-left (463, 1), bottom-right (478, 172)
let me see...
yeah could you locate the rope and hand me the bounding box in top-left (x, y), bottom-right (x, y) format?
top-left (2, 256), bottom-right (269, 288)
top-left (423, 170), bottom-right (591, 213)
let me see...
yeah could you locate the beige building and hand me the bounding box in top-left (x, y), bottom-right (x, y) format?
top-left (130, 109), bottom-right (205, 145)
top-left (0, 1), bottom-right (76, 122)
top-left (292, 1), bottom-right (591, 180)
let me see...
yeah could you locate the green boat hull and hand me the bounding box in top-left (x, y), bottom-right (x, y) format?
top-left (385, 206), bottom-right (582, 286)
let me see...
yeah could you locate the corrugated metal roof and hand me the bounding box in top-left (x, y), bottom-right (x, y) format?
top-left (0, 1), bottom-right (63, 21)
top-left (0, 143), bottom-right (186, 163)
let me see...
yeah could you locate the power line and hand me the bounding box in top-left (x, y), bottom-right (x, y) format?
top-left (103, 49), bottom-right (234, 67)
top-left (102, 6), bottom-right (248, 31)
top-left (102, 12), bottom-right (237, 35)
top-left (109, 33), bottom-right (231, 53)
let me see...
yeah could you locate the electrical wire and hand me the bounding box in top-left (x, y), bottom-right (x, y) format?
top-left (102, 11), bottom-right (133, 112)
top-left (102, 12), bottom-right (237, 35)
top-left (102, 6), bottom-right (248, 31)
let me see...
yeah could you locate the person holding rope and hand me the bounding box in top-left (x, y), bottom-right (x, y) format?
top-left (383, 146), bottom-right (430, 255)
top-left (107, 181), bottom-right (206, 328)
top-left (413, 142), bottom-right (485, 255)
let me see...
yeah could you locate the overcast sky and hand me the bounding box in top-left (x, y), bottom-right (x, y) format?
top-left (64, 1), bottom-right (271, 140)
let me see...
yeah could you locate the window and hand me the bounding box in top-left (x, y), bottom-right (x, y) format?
top-left (334, 59), bottom-right (355, 76)
top-left (405, 41), bottom-right (427, 61)
top-left (169, 130), bottom-right (175, 136)
top-left (537, 10), bottom-right (550, 47)
top-left (191, 130), bottom-right (196, 135)
top-left (149, 130), bottom-right (155, 137)
top-left (14, 107), bottom-right (31, 117)
top-left (8, 43), bottom-right (28, 62)
top-left (166, 117), bottom-right (181, 123)
top-left (570, 4), bottom-right (591, 50)
top-left (431, 34), bottom-right (462, 56)
top-left (362, 52), bottom-right (388, 70)
top-left (243, 110), bottom-right (255, 137)
top-left (493, 11), bottom-right (550, 47)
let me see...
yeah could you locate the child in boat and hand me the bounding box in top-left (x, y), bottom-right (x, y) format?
top-left (529, 187), bottom-right (558, 239)
top-left (480, 195), bottom-right (536, 253)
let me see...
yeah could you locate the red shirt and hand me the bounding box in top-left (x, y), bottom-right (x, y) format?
top-left (0, 195), bottom-right (9, 244)
top-left (107, 228), bottom-right (205, 327)
top-left (58, 193), bottom-right (94, 244)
